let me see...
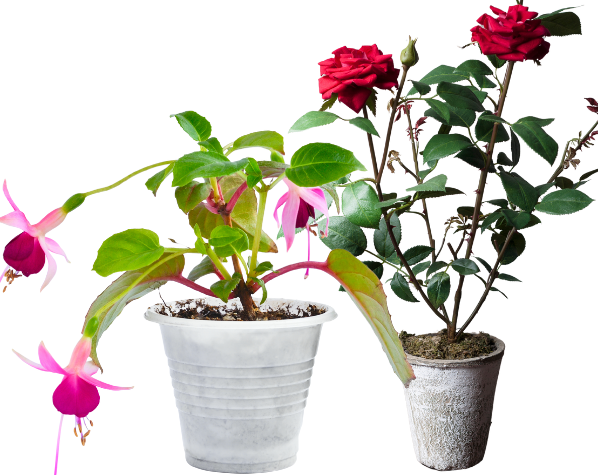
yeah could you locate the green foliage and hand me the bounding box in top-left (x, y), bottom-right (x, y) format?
top-left (404, 246), bottom-right (434, 266)
top-left (475, 256), bottom-right (493, 273)
top-left (486, 199), bottom-right (509, 208)
top-left (319, 216), bottom-right (367, 256)
top-left (245, 157), bottom-right (263, 188)
top-left (341, 181), bottom-right (382, 228)
top-left (406, 175), bottom-right (447, 193)
top-left (320, 94), bottom-right (338, 112)
top-left (406, 65), bottom-right (469, 95)
top-left (289, 111), bottom-right (338, 132)
top-left (437, 82), bottom-right (485, 112)
top-left (348, 117), bottom-right (379, 136)
top-left (188, 256), bottom-right (216, 281)
top-left (422, 134), bottom-right (472, 164)
top-left (427, 272), bottom-right (450, 308)
top-left (409, 80), bottom-right (431, 95)
top-left (500, 209), bottom-right (531, 229)
top-left (414, 187), bottom-right (465, 201)
top-left (486, 54), bottom-right (506, 69)
top-left (511, 117), bottom-right (558, 165)
top-left (497, 152), bottom-right (513, 166)
top-left (145, 163), bottom-right (174, 196)
top-left (171, 111), bottom-right (211, 142)
top-left (535, 189), bottom-right (593, 215)
top-left (492, 231), bottom-right (526, 265)
top-left (454, 60), bottom-right (493, 77)
top-left (209, 226), bottom-right (249, 257)
top-left (538, 9), bottom-right (582, 36)
top-left (425, 104), bottom-right (476, 128)
top-left (475, 111), bottom-right (510, 143)
top-left (424, 99), bottom-right (451, 123)
top-left (226, 131), bottom-right (285, 156)
top-left (427, 261), bottom-right (448, 278)
top-left (412, 261), bottom-right (431, 276)
top-left (374, 215), bottom-right (402, 259)
top-left (210, 273), bottom-right (242, 303)
top-left (198, 137), bottom-right (224, 155)
top-left (172, 152), bottom-right (248, 186)
top-left (390, 273), bottom-right (419, 303)
top-left (496, 273), bottom-right (521, 282)
top-left (175, 181), bottom-right (211, 214)
top-left (499, 169), bottom-right (538, 212)
top-left (580, 168), bottom-right (598, 181)
top-left (456, 147), bottom-right (495, 172)
top-left (93, 229), bottom-right (165, 277)
top-left (451, 258), bottom-right (480, 275)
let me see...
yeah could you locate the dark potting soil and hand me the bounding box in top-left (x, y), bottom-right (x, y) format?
top-left (154, 299), bottom-right (327, 322)
top-left (399, 330), bottom-right (496, 360)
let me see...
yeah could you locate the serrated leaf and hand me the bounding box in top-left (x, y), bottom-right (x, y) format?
top-left (454, 60), bottom-right (493, 77)
top-left (348, 117), bottom-right (379, 136)
top-left (492, 231), bottom-right (526, 265)
top-left (342, 181), bottom-right (382, 228)
top-left (171, 111), bottom-right (211, 142)
top-left (145, 163), bottom-right (174, 197)
top-left (427, 261), bottom-right (448, 278)
top-left (487, 199), bottom-right (509, 208)
top-left (425, 104), bottom-right (476, 128)
top-left (414, 187), bottom-right (465, 201)
top-left (407, 65), bottom-right (469, 95)
top-left (457, 206), bottom-right (475, 218)
top-left (406, 174), bottom-right (447, 193)
top-left (481, 209), bottom-right (503, 233)
top-left (427, 272), bottom-right (450, 308)
top-left (496, 273), bottom-right (521, 282)
top-left (511, 117), bottom-right (558, 165)
top-left (535, 189), bottom-right (593, 215)
top-left (487, 54), bottom-right (507, 69)
top-left (319, 216), bottom-right (367, 256)
top-left (404, 245), bottom-right (434, 266)
top-left (555, 177), bottom-right (574, 190)
top-left (499, 170), bottom-right (538, 212)
top-left (412, 261), bottom-right (431, 276)
top-left (451, 258), bottom-right (480, 275)
top-left (476, 115), bottom-right (509, 125)
top-left (535, 182), bottom-right (555, 197)
top-left (437, 82), bottom-right (485, 112)
top-left (424, 99), bottom-right (451, 123)
top-left (456, 147), bottom-right (495, 172)
top-left (289, 111), bottom-right (338, 133)
top-left (175, 181), bottom-right (211, 214)
top-left (320, 94), bottom-right (338, 112)
top-left (211, 273), bottom-right (242, 303)
top-left (538, 11), bottom-right (582, 36)
top-left (473, 74), bottom-right (497, 89)
top-left (374, 215), bottom-right (402, 259)
top-left (422, 134), bottom-right (472, 164)
top-left (500, 209), bottom-right (531, 229)
top-left (390, 273), bottom-right (419, 303)
top-left (476, 111), bottom-right (510, 143)
top-left (497, 152), bottom-right (513, 166)
top-left (410, 80), bottom-right (431, 95)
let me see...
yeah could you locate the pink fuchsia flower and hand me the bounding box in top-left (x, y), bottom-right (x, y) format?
top-left (0, 180), bottom-right (69, 290)
top-left (274, 178), bottom-right (329, 277)
top-left (14, 326), bottom-right (132, 473)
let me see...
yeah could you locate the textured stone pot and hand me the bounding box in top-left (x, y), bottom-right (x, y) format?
top-left (403, 335), bottom-right (505, 471)
top-left (145, 297), bottom-right (337, 474)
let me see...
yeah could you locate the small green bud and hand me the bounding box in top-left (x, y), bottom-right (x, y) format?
top-left (400, 36), bottom-right (419, 68)
top-left (83, 317), bottom-right (99, 338)
top-left (62, 193), bottom-right (86, 213)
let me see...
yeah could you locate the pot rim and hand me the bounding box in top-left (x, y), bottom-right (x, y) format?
top-left (144, 296), bottom-right (337, 329)
top-left (404, 333), bottom-right (505, 368)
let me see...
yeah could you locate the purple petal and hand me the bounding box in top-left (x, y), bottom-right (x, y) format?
top-left (52, 374), bottom-right (100, 417)
top-left (281, 192), bottom-right (301, 251)
top-left (295, 199), bottom-right (315, 228)
top-left (273, 192), bottom-right (289, 228)
top-left (299, 187), bottom-right (329, 236)
top-left (3, 232), bottom-right (46, 276)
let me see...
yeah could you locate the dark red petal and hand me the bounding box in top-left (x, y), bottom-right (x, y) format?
top-left (53, 374), bottom-right (100, 418)
top-left (295, 199), bottom-right (315, 228)
top-left (585, 98), bottom-right (598, 107)
top-left (3, 232), bottom-right (46, 276)
top-left (337, 86), bottom-right (372, 113)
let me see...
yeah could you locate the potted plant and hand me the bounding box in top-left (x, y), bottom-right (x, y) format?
top-left (289, 2), bottom-right (594, 471)
top-left (2, 115), bottom-right (415, 473)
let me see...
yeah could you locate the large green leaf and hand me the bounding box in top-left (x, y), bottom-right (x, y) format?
top-left (319, 216), bottom-right (367, 256)
top-left (145, 163), bottom-right (174, 196)
top-left (171, 111), bottom-right (211, 142)
top-left (226, 131), bottom-right (285, 156)
top-left (499, 170), bottom-right (538, 212)
top-left (342, 181), bottom-right (382, 228)
top-left (407, 65), bottom-right (469, 95)
top-left (427, 261), bottom-right (448, 278)
top-left (188, 256), bottom-right (217, 281)
top-left (492, 231), bottom-right (526, 265)
top-left (427, 272), bottom-right (450, 308)
top-left (422, 134), bottom-right (471, 163)
top-left (390, 272), bottom-right (419, 303)
top-left (172, 151), bottom-right (248, 186)
top-left (456, 147), bottom-right (494, 171)
top-left (198, 137), bottom-right (224, 155)
top-left (374, 215), bottom-right (401, 259)
top-left (404, 245), bottom-right (434, 266)
top-left (425, 104), bottom-right (476, 128)
top-left (511, 117), bottom-right (558, 165)
top-left (209, 226), bottom-right (249, 257)
top-left (289, 111), bottom-right (338, 132)
top-left (286, 143), bottom-right (366, 187)
top-left (175, 181), bottom-right (211, 214)
top-left (322, 250), bottom-right (415, 386)
top-left (538, 10), bottom-right (582, 36)
top-left (487, 54), bottom-right (507, 69)
top-left (414, 187), bottom-right (465, 201)
top-left (93, 229), bottom-right (165, 277)
top-left (535, 189), bottom-right (593, 215)
top-left (409, 80), bottom-right (431, 95)
top-left (85, 253), bottom-right (185, 368)
top-left (189, 174), bottom-right (277, 253)
top-left (424, 99), bottom-right (451, 124)
top-left (406, 174), bottom-right (447, 193)
top-left (437, 82), bottom-right (485, 112)
top-left (454, 60), bottom-right (493, 77)
top-left (451, 258), bottom-right (480, 275)
top-left (475, 111), bottom-right (510, 143)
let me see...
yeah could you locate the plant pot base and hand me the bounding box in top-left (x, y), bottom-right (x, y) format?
top-left (185, 453), bottom-right (297, 474)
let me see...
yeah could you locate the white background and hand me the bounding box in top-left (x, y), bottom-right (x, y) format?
top-left (1, 1), bottom-right (597, 474)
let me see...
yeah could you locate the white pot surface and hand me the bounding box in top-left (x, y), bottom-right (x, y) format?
top-left (145, 297), bottom-right (337, 474)
top-left (403, 336), bottom-right (505, 471)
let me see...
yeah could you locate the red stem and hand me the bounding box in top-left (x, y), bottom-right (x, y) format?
top-left (248, 261), bottom-right (329, 292)
top-left (225, 182), bottom-right (248, 213)
top-left (167, 275), bottom-right (218, 298)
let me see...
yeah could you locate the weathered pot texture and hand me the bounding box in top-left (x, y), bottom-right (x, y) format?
top-left (403, 335), bottom-right (505, 471)
top-left (145, 297), bottom-right (337, 474)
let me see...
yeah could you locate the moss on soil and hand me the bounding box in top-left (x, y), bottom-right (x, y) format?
top-left (399, 330), bottom-right (495, 360)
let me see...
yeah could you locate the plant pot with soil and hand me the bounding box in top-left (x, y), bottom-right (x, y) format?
top-left (288, 2), bottom-right (594, 470)
top-left (6, 112), bottom-right (415, 473)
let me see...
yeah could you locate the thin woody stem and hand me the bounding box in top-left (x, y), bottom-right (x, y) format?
top-left (548, 119), bottom-right (598, 183)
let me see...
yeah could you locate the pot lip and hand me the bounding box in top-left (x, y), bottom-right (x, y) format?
top-left (144, 296), bottom-right (337, 329)
top-left (404, 333), bottom-right (505, 367)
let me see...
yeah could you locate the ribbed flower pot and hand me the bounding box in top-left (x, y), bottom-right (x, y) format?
top-left (145, 297), bottom-right (337, 474)
top-left (403, 336), bottom-right (505, 471)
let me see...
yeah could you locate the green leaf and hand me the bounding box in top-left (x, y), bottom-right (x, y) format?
top-left (497, 152), bottom-right (513, 166)
top-left (466, 86), bottom-right (488, 104)
top-left (286, 143), bottom-right (366, 187)
top-left (412, 261), bottom-right (431, 276)
top-left (454, 60), bottom-right (493, 77)
top-left (365, 89), bottom-right (377, 116)
top-left (189, 174), bottom-right (277, 253)
top-left (496, 273), bottom-right (521, 282)
top-left (574, 180), bottom-right (589, 189)
top-left (414, 187), bottom-right (465, 201)
top-left (171, 111), bottom-right (211, 142)
top-left (193, 224), bottom-right (207, 254)
top-left (320, 94), bottom-right (338, 112)
top-left (476, 257), bottom-right (493, 273)
top-left (406, 174), bottom-right (447, 193)
top-left (422, 134), bottom-right (472, 164)
top-left (270, 151), bottom-right (285, 163)
top-left (363, 261), bottom-right (384, 280)
top-left (456, 147), bottom-right (495, 172)
top-left (390, 272), bottom-right (419, 303)
top-left (175, 181), bottom-right (211, 214)
top-left (198, 137), bottom-right (224, 155)
top-left (209, 226), bottom-right (249, 257)
top-left (145, 163), bottom-right (174, 196)
top-left (492, 231), bottom-right (526, 265)
top-left (451, 258), bottom-right (480, 275)
top-left (475, 111), bottom-right (510, 143)
top-left (457, 206), bottom-right (475, 218)
top-left (487, 54), bottom-right (507, 69)
top-left (93, 229), bottom-right (165, 277)
top-left (342, 181), bottom-right (382, 228)
top-left (323, 249), bottom-right (415, 386)
top-left (580, 168), bottom-right (598, 181)
top-left (490, 287), bottom-right (508, 299)
top-left (481, 209), bottom-right (503, 233)
top-left (424, 99), bottom-right (451, 123)
top-left (535, 182), bottom-right (555, 197)
top-left (320, 216), bottom-right (367, 256)
top-left (539, 11), bottom-right (582, 37)
top-left (404, 245), bottom-right (434, 266)
top-left (258, 161), bottom-right (288, 178)
top-left (172, 152), bottom-right (248, 186)
top-left (535, 189), bottom-right (593, 215)
top-left (348, 117), bottom-right (379, 136)
top-left (510, 128), bottom-right (521, 166)
top-left (409, 80), bottom-right (431, 95)
top-left (437, 82), bottom-right (485, 112)
top-left (407, 65), bottom-right (469, 95)
top-left (250, 276), bottom-right (268, 305)
top-left (487, 199), bottom-right (509, 208)
top-left (211, 273), bottom-right (242, 303)
top-left (476, 114), bottom-right (510, 125)
top-left (473, 74), bottom-right (497, 89)
top-left (499, 170), bottom-right (538, 212)
top-left (427, 261), bottom-right (448, 278)
top-left (427, 272), bottom-right (450, 308)
top-left (418, 168), bottom-right (434, 180)
top-left (555, 177), bottom-right (575, 190)
top-left (226, 131), bottom-right (285, 156)
top-left (425, 104), bottom-right (476, 128)
top-left (500, 209), bottom-right (531, 229)
top-left (188, 256), bottom-right (216, 281)
top-left (245, 157), bottom-right (263, 188)
top-left (85, 253), bottom-right (185, 368)
top-left (511, 117), bottom-right (558, 165)
top-left (374, 215), bottom-right (402, 259)
top-left (289, 111), bottom-right (338, 132)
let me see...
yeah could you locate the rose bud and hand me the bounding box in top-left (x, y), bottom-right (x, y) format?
top-left (400, 36), bottom-right (419, 68)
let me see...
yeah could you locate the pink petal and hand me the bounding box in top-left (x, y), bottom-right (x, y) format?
top-left (34, 208), bottom-right (66, 235)
top-left (3, 232), bottom-right (46, 276)
top-left (84, 361), bottom-right (99, 376)
top-left (53, 374), bottom-right (100, 417)
top-left (45, 237), bottom-right (69, 263)
top-left (273, 192), bottom-right (290, 228)
top-left (78, 371), bottom-right (133, 391)
top-left (13, 349), bottom-right (48, 372)
top-left (3, 180), bottom-right (21, 212)
top-left (298, 187), bottom-right (329, 236)
top-left (0, 210), bottom-right (31, 232)
top-left (281, 191), bottom-right (300, 251)
top-left (38, 237), bottom-right (57, 291)
top-left (39, 342), bottom-right (68, 375)
top-left (66, 337), bottom-right (92, 372)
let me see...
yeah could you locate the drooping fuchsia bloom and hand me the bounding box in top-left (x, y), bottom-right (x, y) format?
top-left (274, 178), bottom-right (329, 277)
top-left (13, 318), bottom-right (132, 474)
top-left (0, 180), bottom-right (69, 290)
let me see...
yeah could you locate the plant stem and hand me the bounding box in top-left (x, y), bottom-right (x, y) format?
top-left (449, 61), bottom-right (515, 341)
top-left (210, 177), bottom-right (221, 202)
top-left (204, 244), bottom-right (232, 280)
top-left (548, 119), bottom-right (598, 183)
top-left (249, 190), bottom-right (267, 275)
top-left (83, 161), bottom-right (174, 197)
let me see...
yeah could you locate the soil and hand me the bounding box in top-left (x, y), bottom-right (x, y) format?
top-left (399, 330), bottom-right (496, 360)
top-left (154, 299), bottom-right (327, 322)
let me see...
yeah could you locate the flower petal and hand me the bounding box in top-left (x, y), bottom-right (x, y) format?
top-left (53, 374), bottom-right (100, 417)
top-left (281, 191), bottom-right (300, 251)
top-left (0, 210), bottom-right (31, 232)
top-left (45, 237), bottom-right (69, 263)
top-left (34, 208), bottom-right (66, 235)
top-left (3, 180), bottom-right (21, 212)
top-left (66, 337), bottom-right (92, 371)
top-left (13, 349), bottom-right (48, 372)
top-left (299, 187), bottom-right (330, 236)
top-left (39, 342), bottom-right (68, 375)
top-left (83, 361), bottom-right (99, 376)
top-left (3, 232), bottom-right (46, 276)
top-left (78, 371), bottom-right (134, 391)
top-left (273, 192), bottom-right (289, 228)
top-left (38, 237), bottom-right (57, 291)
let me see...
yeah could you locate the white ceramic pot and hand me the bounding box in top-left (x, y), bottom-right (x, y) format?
top-left (145, 297), bottom-right (337, 474)
top-left (403, 336), bottom-right (505, 471)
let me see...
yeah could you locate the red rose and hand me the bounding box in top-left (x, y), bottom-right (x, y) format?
top-left (318, 45), bottom-right (400, 113)
top-left (471, 5), bottom-right (551, 62)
